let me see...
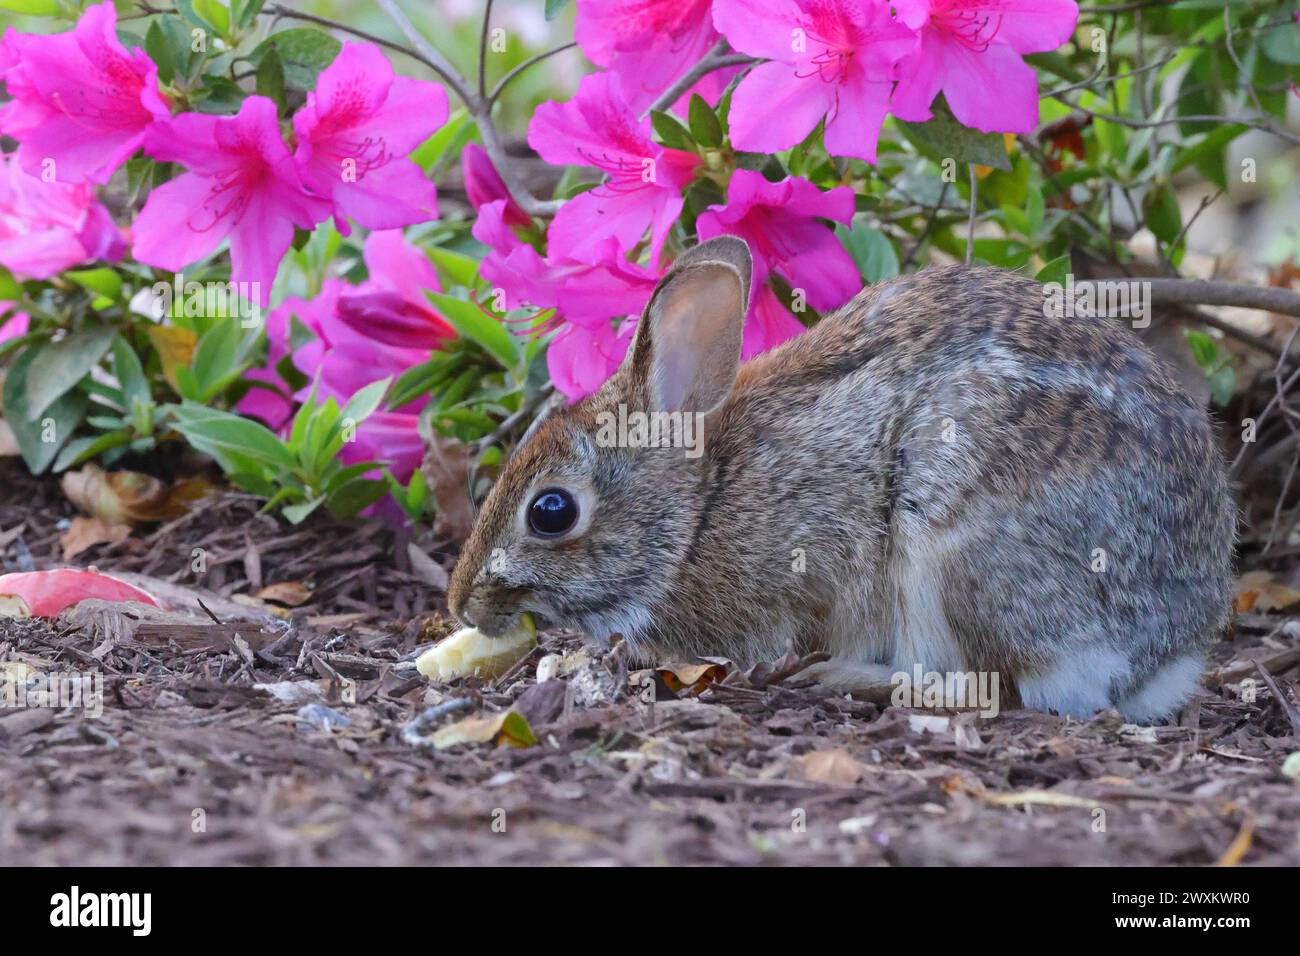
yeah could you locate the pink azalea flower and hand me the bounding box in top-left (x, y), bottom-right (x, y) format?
top-left (713, 0), bottom-right (917, 163)
top-left (0, 1), bottom-right (170, 184)
top-left (236, 299), bottom-right (296, 430)
top-left (473, 200), bottom-right (554, 309)
top-left (0, 308), bottom-right (29, 345)
top-left (343, 411), bottom-right (424, 485)
top-left (547, 318), bottom-right (638, 401)
top-left (528, 72), bottom-right (700, 265)
top-left (696, 170), bottom-right (857, 358)
top-left (462, 143), bottom-right (530, 229)
top-left (292, 42), bottom-right (448, 236)
top-left (540, 248), bottom-right (658, 401)
top-left (0, 152), bottom-right (124, 280)
top-left (474, 204), bottom-right (658, 401)
top-left (240, 230), bottom-right (446, 429)
top-left (574, 0), bottom-right (723, 113)
top-left (891, 0), bottom-right (1079, 134)
top-left (335, 229), bottom-right (453, 349)
top-left (133, 96), bottom-right (331, 306)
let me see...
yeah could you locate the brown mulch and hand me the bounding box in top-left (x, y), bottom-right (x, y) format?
top-left (1, 459), bottom-right (1298, 865)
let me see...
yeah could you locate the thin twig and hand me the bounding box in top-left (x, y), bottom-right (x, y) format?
top-left (1052, 96), bottom-right (1300, 147)
top-left (1044, 54), bottom-right (1175, 98)
top-left (373, 0), bottom-right (475, 107)
top-left (1253, 662), bottom-right (1300, 736)
top-left (1081, 278), bottom-right (1300, 319)
top-left (900, 180), bottom-right (951, 271)
top-left (478, 0), bottom-right (495, 102)
top-left (373, 0), bottom-right (561, 218)
top-left (475, 384), bottom-right (557, 452)
top-left (1222, 3), bottom-right (1266, 118)
top-left (643, 42), bottom-right (756, 117)
top-left (488, 42), bottom-right (578, 105)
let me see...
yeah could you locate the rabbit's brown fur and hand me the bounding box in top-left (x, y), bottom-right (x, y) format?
top-left (450, 238), bottom-right (1235, 721)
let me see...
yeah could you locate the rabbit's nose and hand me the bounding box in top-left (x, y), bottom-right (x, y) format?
top-left (457, 601), bottom-right (480, 628)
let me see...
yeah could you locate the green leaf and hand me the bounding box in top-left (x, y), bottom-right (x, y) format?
top-left (325, 478), bottom-right (388, 518)
top-left (1207, 365), bottom-right (1235, 407)
top-left (895, 98), bottom-right (1011, 172)
top-left (337, 377), bottom-right (391, 431)
top-left (687, 94), bottom-right (723, 148)
top-left (837, 221), bottom-right (898, 284)
top-left (233, 0), bottom-right (268, 29)
top-left (52, 431), bottom-right (134, 474)
top-left (189, 319), bottom-right (242, 400)
top-left (426, 292), bottom-right (520, 370)
top-left (146, 20), bottom-right (177, 85)
top-left (194, 76), bottom-right (246, 114)
top-left (168, 408), bottom-right (296, 471)
top-left (544, 0), bottom-right (572, 20)
top-left (0, 0), bottom-right (62, 15)
top-left (192, 0), bottom-right (230, 38)
top-left (1260, 19), bottom-right (1300, 65)
top-left (255, 45), bottom-right (287, 113)
top-left (1185, 329), bottom-right (1218, 368)
top-left (111, 337), bottom-right (150, 413)
top-left (282, 496), bottom-right (325, 524)
top-left (1035, 255), bottom-right (1071, 287)
top-left (1171, 124), bottom-right (1247, 189)
top-left (24, 325), bottom-right (115, 419)
top-left (650, 110), bottom-right (695, 151)
top-left (251, 29), bottom-right (341, 90)
top-left (1143, 184), bottom-right (1182, 246)
top-left (0, 265), bottom-right (22, 301)
top-left (66, 268), bottom-right (123, 301)
top-left (427, 246), bottom-right (483, 289)
top-left (3, 347), bottom-right (88, 475)
top-left (388, 355), bottom-right (456, 410)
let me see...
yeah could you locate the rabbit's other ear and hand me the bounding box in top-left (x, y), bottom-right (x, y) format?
top-left (631, 236), bottom-right (752, 414)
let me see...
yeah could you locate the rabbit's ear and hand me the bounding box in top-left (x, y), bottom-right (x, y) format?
top-left (630, 236), bottom-right (752, 414)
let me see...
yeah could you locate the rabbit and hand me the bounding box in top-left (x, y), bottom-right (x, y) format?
top-left (448, 235), bottom-right (1236, 722)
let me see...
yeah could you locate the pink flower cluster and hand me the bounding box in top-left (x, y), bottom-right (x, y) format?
top-left (0, 4), bottom-right (448, 305)
top-left (238, 229), bottom-right (451, 484)
top-left (486, 0), bottom-right (1077, 401)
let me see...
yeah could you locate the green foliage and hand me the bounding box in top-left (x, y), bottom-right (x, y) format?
top-left (164, 378), bottom-right (393, 524)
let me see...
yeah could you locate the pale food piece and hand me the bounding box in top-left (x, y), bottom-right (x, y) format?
top-left (416, 613), bottom-right (536, 682)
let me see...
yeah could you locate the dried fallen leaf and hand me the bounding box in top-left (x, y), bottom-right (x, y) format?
top-left (1233, 570), bottom-right (1300, 614)
top-left (421, 432), bottom-right (475, 542)
top-left (406, 543), bottom-right (449, 590)
top-left (430, 710), bottom-right (536, 750)
top-left (1280, 752), bottom-right (1300, 781)
top-left (0, 568), bottom-right (159, 617)
top-left (656, 660), bottom-right (728, 696)
top-left (60, 515), bottom-right (131, 560)
top-left (146, 325), bottom-right (197, 393)
top-left (256, 581), bottom-right (313, 607)
top-left (982, 790), bottom-right (1098, 809)
top-left (797, 748), bottom-right (869, 785)
top-left (62, 463), bottom-right (211, 527)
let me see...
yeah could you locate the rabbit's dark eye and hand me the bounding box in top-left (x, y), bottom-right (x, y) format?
top-left (528, 488), bottom-right (579, 537)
